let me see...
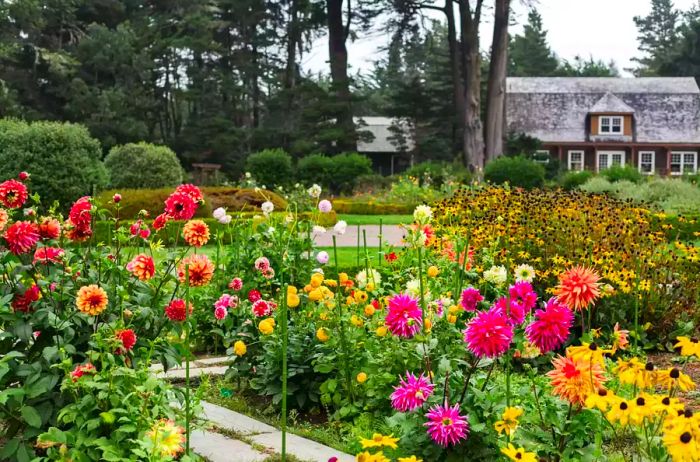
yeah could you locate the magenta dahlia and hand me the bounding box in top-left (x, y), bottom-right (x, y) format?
top-left (385, 293), bottom-right (422, 338)
top-left (463, 308), bottom-right (513, 358)
top-left (424, 403), bottom-right (469, 447)
top-left (460, 287), bottom-right (483, 312)
top-left (390, 372), bottom-right (435, 412)
top-left (525, 297), bottom-right (574, 353)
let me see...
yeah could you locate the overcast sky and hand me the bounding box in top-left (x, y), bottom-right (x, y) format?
top-left (301, 0), bottom-right (699, 77)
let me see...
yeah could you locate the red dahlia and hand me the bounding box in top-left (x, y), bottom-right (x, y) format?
top-left (153, 213), bottom-right (170, 231)
top-left (115, 329), bottom-right (137, 353)
top-left (175, 184), bottom-right (204, 203)
top-left (11, 285), bottom-right (41, 312)
top-left (248, 289), bottom-right (262, 303)
top-left (0, 179), bottom-right (28, 209)
top-left (68, 196), bottom-right (93, 229)
top-left (33, 246), bottom-right (64, 264)
top-left (164, 192), bottom-right (197, 221)
top-left (4, 221), bottom-right (40, 254)
top-left (165, 299), bottom-right (193, 322)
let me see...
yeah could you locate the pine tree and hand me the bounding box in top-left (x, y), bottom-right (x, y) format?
top-left (632, 0), bottom-right (680, 76)
top-left (509, 9), bottom-right (559, 77)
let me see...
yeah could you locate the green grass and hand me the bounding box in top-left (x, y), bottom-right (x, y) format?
top-left (338, 214), bottom-right (411, 225)
top-left (318, 246), bottom-right (381, 270)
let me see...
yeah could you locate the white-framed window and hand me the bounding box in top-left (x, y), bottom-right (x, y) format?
top-left (670, 151), bottom-right (698, 175)
top-left (638, 151), bottom-right (655, 175)
top-left (599, 116), bottom-right (624, 135)
top-left (597, 151), bottom-right (625, 171)
top-left (533, 150), bottom-right (550, 164)
top-left (567, 150), bottom-right (584, 171)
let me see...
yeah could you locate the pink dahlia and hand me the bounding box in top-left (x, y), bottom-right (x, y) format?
top-left (509, 281), bottom-right (538, 313)
top-left (463, 308), bottom-right (513, 358)
top-left (525, 297), bottom-right (574, 353)
top-left (254, 257), bottom-right (270, 272)
top-left (252, 299), bottom-right (271, 317)
top-left (174, 184), bottom-right (204, 203)
top-left (0, 179), bottom-right (28, 209)
top-left (68, 196), bottom-right (92, 230)
top-left (33, 246), bottom-right (64, 264)
top-left (4, 221), bottom-right (40, 255)
top-left (164, 192), bottom-right (197, 221)
top-left (424, 403), bottom-right (469, 447)
top-left (229, 277), bottom-right (243, 291)
top-left (460, 287), bottom-right (483, 312)
top-left (214, 306), bottom-right (227, 320)
top-left (248, 289), bottom-right (262, 303)
top-left (385, 293), bottom-right (422, 338)
top-left (390, 372), bottom-right (435, 412)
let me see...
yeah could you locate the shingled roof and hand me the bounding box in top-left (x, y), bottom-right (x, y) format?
top-left (506, 77), bottom-right (700, 143)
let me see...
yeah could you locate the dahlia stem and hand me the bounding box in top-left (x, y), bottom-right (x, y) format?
top-left (280, 270), bottom-right (288, 461)
top-left (184, 265), bottom-right (191, 456)
top-left (333, 236), bottom-right (354, 402)
top-left (356, 224), bottom-right (360, 267)
top-left (378, 218), bottom-right (383, 267)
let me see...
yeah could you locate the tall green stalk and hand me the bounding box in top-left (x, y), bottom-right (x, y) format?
top-left (184, 265), bottom-right (191, 455)
top-left (280, 271), bottom-right (288, 461)
top-left (333, 236), bottom-right (354, 402)
top-left (378, 218), bottom-right (383, 267)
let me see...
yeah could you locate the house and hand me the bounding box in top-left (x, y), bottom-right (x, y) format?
top-left (355, 117), bottom-right (414, 175)
top-left (506, 77), bottom-right (700, 175)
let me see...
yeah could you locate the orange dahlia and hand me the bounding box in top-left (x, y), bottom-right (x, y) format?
top-left (554, 266), bottom-right (601, 311)
top-left (547, 354), bottom-right (606, 406)
top-left (0, 209), bottom-right (8, 232)
top-left (38, 217), bottom-right (61, 240)
top-left (126, 254), bottom-right (155, 281)
top-left (4, 221), bottom-right (40, 255)
top-left (76, 285), bottom-right (109, 316)
top-left (178, 254), bottom-right (214, 287)
top-left (182, 219), bottom-right (210, 247)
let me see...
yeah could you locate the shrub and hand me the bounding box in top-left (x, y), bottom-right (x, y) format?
top-left (483, 156), bottom-right (545, 189)
top-left (104, 142), bottom-right (184, 189)
top-left (600, 165), bottom-right (642, 184)
top-left (578, 176), bottom-right (616, 194)
top-left (353, 174), bottom-right (393, 194)
top-left (559, 170), bottom-right (594, 190)
top-left (297, 154), bottom-right (333, 188)
top-left (0, 118), bottom-right (108, 207)
top-left (404, 161), bottom-right (471, 186)
top-left (96, 187), bottom-right (287, 218)
top-left (328, 152), bottom-right (373, 194)
top-left (333, 199), bottom-right (414, 215)
top-left (245, 149), bottom-right (293, 188)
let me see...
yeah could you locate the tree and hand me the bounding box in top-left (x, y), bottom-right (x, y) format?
top-left (558, 56), bottom-right (620, 77)
top-left (632, 0), bottom-right (681, 75)
top-left (484, 0), bottom-right (511, 161)
top-left (509, 9), bottom-right (559, 77)
top-left (658, 9), bottom-right (700, 85)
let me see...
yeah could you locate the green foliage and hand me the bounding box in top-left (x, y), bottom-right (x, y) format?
top-left (559, 170), bottom-right (594, 190)
top-left (246, 149), bottom-right (293, 188)
top-left (327, 153), bottom-right (373, 194)
top-left (0, 119), bottom-right (108, 207)
top-left (332, 200), bottom-right (415, 215)
top-left (505, 132), bottom-right (542, 157)
top-left (403, 161), bottom-right (471, 186)
top-left (104, 142), bottom-right (184, 189)
top-left (484, 156), bottom-right (545, 189)
top-left (600, 165), bottom-right (643, 184)
top-left (509, 9), bottom-right (559, 76)
top-left (296, 154), bottom-right (333, 188)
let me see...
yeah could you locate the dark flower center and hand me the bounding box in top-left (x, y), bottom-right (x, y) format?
top-left (589, 343), bottom-right (598, 351)
top-left (619, 402), bottom-right (628, 410)
top-left (685, 409), bottom-right (693, 418)
top-left (645, 362), bottom-right (654, 371)
top-left (681, 432), bottom-right (692, 444)
top-left (662, 397), bottom-right (671, 405)
top-left (636, 397), bottom-right (645, 406)
top-left (670, 368), bottom-right (680, 379)
top-left (598, 389), bottom-right (608, 397)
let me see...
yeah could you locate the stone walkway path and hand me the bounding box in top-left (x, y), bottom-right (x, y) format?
top-left (157, 357), bottom-right (354, 462)
top-left (313, 224), bottom-right (406, 247)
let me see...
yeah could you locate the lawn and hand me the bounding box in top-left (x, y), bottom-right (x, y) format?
top-left (338, 214), bottom-right (412, 225)
top-left (318, 246), bottom-right (381, 270)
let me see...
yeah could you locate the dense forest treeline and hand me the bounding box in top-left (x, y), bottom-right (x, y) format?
top-left (0, 0), bottom-right (697, 177)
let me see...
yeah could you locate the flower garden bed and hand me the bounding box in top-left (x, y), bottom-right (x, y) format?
top-left (1, 175), bottom-right (699, 462)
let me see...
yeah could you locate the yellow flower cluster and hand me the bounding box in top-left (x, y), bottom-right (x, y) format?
top-left (355, 434), bottom-right (421, 462)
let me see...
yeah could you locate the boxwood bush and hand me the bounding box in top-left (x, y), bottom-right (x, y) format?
top-left (559, 170), bottom-right (594, 190)
top-left (245, 148), bottom-right (293, 188)
top-left (328, 152), bottom-right (373, 194)
top-left (297, 154), bottom-right (333, 188)
top-left (0, 119), bottom-right (108, 207)
top-left (484, 156), bottom-right (545, 189)
top-left (104, 142), bottom-right (184, 189)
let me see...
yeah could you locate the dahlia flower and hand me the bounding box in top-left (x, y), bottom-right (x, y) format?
top-left (215, 294), bottom-right (238, 311)
top-left (413, 205), bottom-right (433, 224)
top-left (233, 340), bottom-right (247, 356)
top-left (514, 264), bottom-right (536, 283)
top-left (547, 355), bottom-right (606, 406)
top-left (254, 256), bottom-right (270, 272)
top-left (38, 217), bottom-right (61, 240)
top-left (483, 265), bottom-right (507, 287)
top-left (0, 179), bottom-right (28, 208)
top-left (153, 213), bottom-right (170, 231)
top-left (145, 419), bottom-right (185, 458)
top-left (525, 298), bottom-right (573, 353)
top-left (182, 219), bottom-right (210, 247)
top-left (252, 299), bottom-right (271, 317)
top-left (229, 277), bottom-right (243, 291)
top-left (390, 372), bottom-right (434, 412)
top-left (71, 363), bottom-right (96, 381)
top-left (385, 293), bottom-right (422, 338)
top-left (214, 306), bottom-right (227, 320)
top-left (76, 285), bottom-right (108, 316)
top-left (33, 246), bottom-right (64, 265)
top-left (509, 281), bottom-right (538, 313)
top-left (175, 184), bottom-right (203, 202)
top-left (248, 289), bottom-right (262, 302)
top-left (68, 196), bottom-right (92, 229)
top-left (164, 192), bottom-right (197, 221)
top-left (464, 308), bottom-right (513, 358)
top-left (115, 329), bottom-right (137, 354)
top-left (356, 269), bottom-right (381, 289)
top-left (307, 184), bottom-right (322, 198)
top-left (4, 221), bottom-right (40, 254)
top-left (177, 254), bottom-right (214, 287)
top-left (0, 209), bottom-right (7, 232)
top-left (127, 254), bottom-right (155, 281)
top-left (460, 287), bottom-right (483, 312)
top-left (424, 403), bottom-right (469, 447)
top-left (165, 299), bottom-right (193, 322)
top-left (12, 285), bottom-right (41, 312)
top-left (554, 266), bottom-right (601, 311)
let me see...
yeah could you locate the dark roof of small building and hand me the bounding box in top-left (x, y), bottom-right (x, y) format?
top-left (506, 77), bottom-right (700, 143)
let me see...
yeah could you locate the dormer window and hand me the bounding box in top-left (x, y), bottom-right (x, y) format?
top-left (599, 116), bottom-right (623, 134)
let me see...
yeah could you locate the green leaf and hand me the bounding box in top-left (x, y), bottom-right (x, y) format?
top-left (0, 438), bottom-right (19, 458)
top-left (21, 405), bottom-right (42, 427)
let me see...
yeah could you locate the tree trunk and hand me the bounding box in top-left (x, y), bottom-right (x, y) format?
top-left (285, 0), bottom-right (300, 90)
top-left (326, 0), bottom-right (357, 152)
top-left (459, 0), bottom-right (485, 170)
top-left (445, 0), bottom-right (465, 157)
top-left (484, 0), bottom-right (511, 162)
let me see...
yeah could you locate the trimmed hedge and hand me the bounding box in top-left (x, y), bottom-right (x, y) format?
top-left (484, 156), bottom-right (545, 189)
top-left (96, 187), bottom-right (288, 218)
top-left (0, 118), bottom-right (108, 207)
top-left (104, 142), bottom-right (184, 189)
top-left (333, 199), bottom-right (414, 215)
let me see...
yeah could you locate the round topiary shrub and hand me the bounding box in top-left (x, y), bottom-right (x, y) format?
top-left (484, 156), bottom-right (545, 189)
top-left (104, 142), bottom-right (184, 189)
top-left (0, 119), bottom-right (108, 207)
top-left (559, 170), bottom-right (594, 190)
top-left (245, 149), bottom-right (293, 188)
top-left (297, 154), bottom-right (333, 188)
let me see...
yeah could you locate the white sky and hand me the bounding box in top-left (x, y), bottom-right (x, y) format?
top-left (301, 0), bottom-right (699, 77)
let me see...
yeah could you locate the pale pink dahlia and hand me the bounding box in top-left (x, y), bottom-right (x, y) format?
top-left (229, 277), bottom-right (243, 291)
top-left (460, 287), bottom-right (483, 312)
top-left (214, 306), bottom-right (227, 320)
top-left (463, 308), bottom-right (513, 358)
top-left (385, 293), bottom-right (422, 338)
top-left (254, 257), bottom-right (270, 272)
top-left (525, 297), bottom-right (574, 353)
top-left (390, 372), bottom-right (435, 412)
top-left (424, 403), bottom-right (469, 447)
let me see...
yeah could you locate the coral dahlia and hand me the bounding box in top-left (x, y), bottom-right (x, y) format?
top-left (0, 209), bottom-right (7, 232)
top-left (525, 298), bottom-right (573, 353)
top-left (71, 363), bottom-right (96, 381)
top-left (4, 221), bottom-right (40, 254)
top-left (547, 355), bottom-right (606, 406)
top-left (390, 372), bottom-right (435, 412)
top-left (127, 254), bottom-right (156, 281)
top-left (38, 217), bottom-right (61, 240)
top-left (464, 308), bottom-right (513, 358)
top-left (76, 285), bottom-right (108, 316)
top-left (385, 293), bottom-right (422, 338)
top-left (0, 179), bottom-right (28, 208)
top-left (33, 246), bottom-right (64, 265)
top-left (182, 219), bottom-right (210, 247)
top-left (177, 254), bottom-right (214, 287)
top-left (424, 403), bottom-right (469, 447)
top-left (555, 266), bottom-right (601, 311)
